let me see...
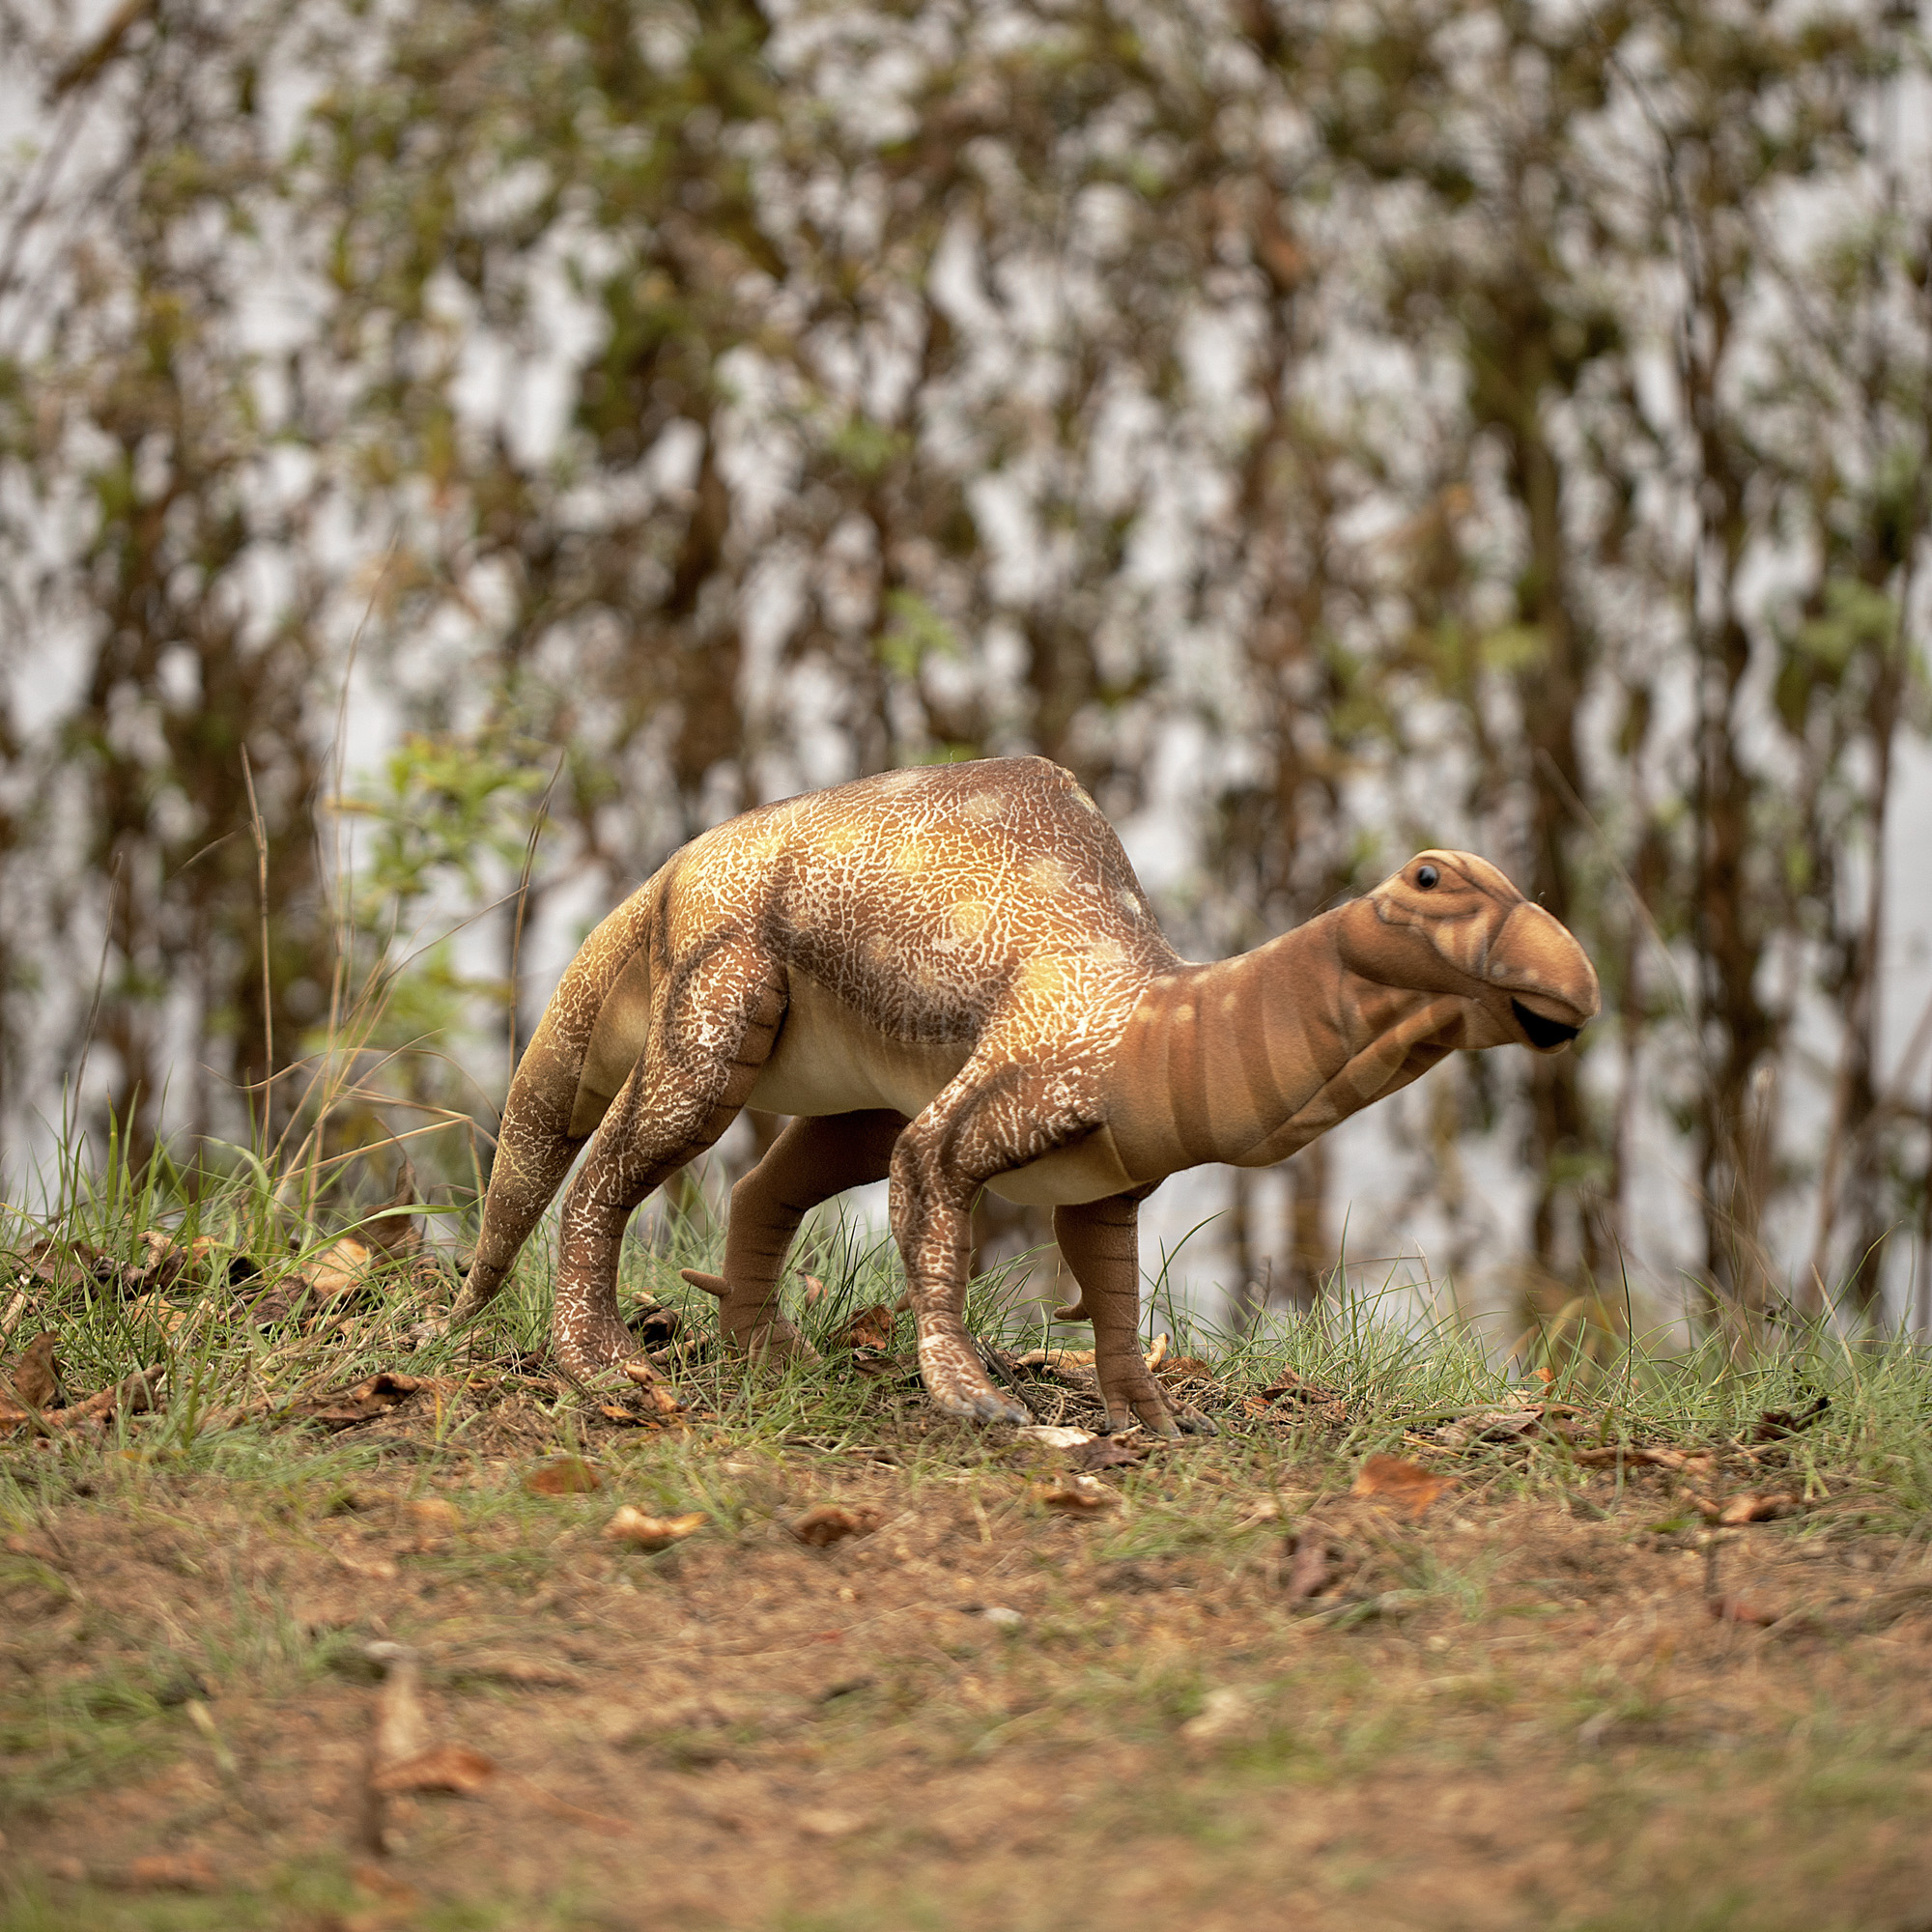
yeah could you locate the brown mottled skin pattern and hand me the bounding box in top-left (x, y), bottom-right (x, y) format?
top-left (438, 756), bottom-right (1600, 1435)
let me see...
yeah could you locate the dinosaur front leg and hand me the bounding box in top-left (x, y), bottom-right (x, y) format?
top-left (681, 1108), bottom-right (907, 1359)
top-left (890, 1068), bottom-right (1094, 1428)
top-left (551, 957), bottom-right (785, 1383)
top-left (1052, 1194), bottom-right (1186, 1437)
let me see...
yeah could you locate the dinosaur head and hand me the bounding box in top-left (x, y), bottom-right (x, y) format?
top-left (1334, 851), bottom-right (1601, 1054)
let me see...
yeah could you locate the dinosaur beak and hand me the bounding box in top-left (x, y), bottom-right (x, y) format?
top-left (1486, 903), bottom-right (1601, 1052)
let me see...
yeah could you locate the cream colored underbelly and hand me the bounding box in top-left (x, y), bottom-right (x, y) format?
top-left (746, 973), bottom-right (973, 1121)
top-left (578, 965), bottom-right (1137, 1208)
top-left (981, 1125), bottom-right (1137, 1207)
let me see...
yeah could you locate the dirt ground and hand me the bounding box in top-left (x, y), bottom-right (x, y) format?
top-left (3, 1385), bottom-right (1930, 1932)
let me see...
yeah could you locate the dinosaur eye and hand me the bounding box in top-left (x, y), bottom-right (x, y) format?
top-left (1415, 864), bottom-right (1439, 891)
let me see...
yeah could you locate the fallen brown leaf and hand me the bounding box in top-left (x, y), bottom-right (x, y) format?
top-left (1709, 1594), bottom-right (1782, 1628)
top-left (106, 1851), bottom-right (220, 1892)
top-left (790, 1503), bottom-right (883, 1547)
top-left (1037, 1474), bottom-right (1121, 1513)
top-left (797, 1807), bottom-right (868, 1840)
top-left (1247, 1371), bottom-right (1348, 1426)
top-left (800, 1274), bottom-right (827, 1308)
top-left (1156, 1355), bottom-right (1215, 1379)
top-left (1143, 1333), bottom-right (1170, 1371)
top-left (603, 1506), bottom-right (707, 1550)
top-left (121, 1294), bottom-right (196, 1340)
top-left (1350, 1453), bottom-right (1457, 1518)
top-left (38, 1365), bottom-right (166, 1434)
top-left (525, 1455), bottom-right (602, 1495)
top-left (292, 1371), bottom-right (425, 1432)
top-left (1178, 1686), bottom-right (1252, 1743)
top-left (629, 1298), bottom-right (683, 1348)
top-left (363, 1641), bottom-right (428, 1852)
top-left (1715, 1492), bottom-right (1802, 1526)
top-left (447, 1654), bottom-right (584, 1690)
top-left (1752, 1396), bottom-right (1830, 1442)
top-left (1285, 1534), bottom-right (1339, 1604)
top-left (838, 1303), bottom-right (896, 1351)
top-left (1066, 1436), bottom-right (1144, 1472)
top-left (5, 1331), bottom-right (60, 1409)
top-left (370, 1743), bottom-right (497, 1797)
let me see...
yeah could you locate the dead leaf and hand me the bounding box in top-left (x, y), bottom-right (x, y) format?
top-left (1014, 1346), bottom-right (1096, 1372)
top-left (1143, 1333), bottom-right (1170, 1371)
top-left (370, 1744), bottom-right (497, 1796)
top-left (447, 1655), bottom-right (583, 1690)
top-left (790, 1503), bottom-right (882, 1547)
top-left (1752, 1396), bottom-right (1830, 1442)
top-left (1156, 1355), bottom-right (1215, 1380)
top-left (1285, 1534), bottom-right (1339, 1604)
top-left (838, 1303), bottom-right (896, 1351)
top-left (597, 1370), bottom-right (683, 1427)
top-left (1350, 1453), bottom-right (1456, 1518)
top-left (1248, 1372), bottom-right (1348, 1426)
top-left (39, 1365), bottom-right (166, 1434)
top-left (106, 1851), bottom-right (220, 1892)
top-left (363, 1641), bottom-right (428, 1851)
top-left (603, 1506), bottom-right (707, 1550)
top-left (361, 1157), bottom-right (425, 1259)
top-left (525, 1455), bottom-right (602, 1496)
top-left (1037, 1474), bottom-right (1121, 1513)
top-left (629, 1299), bottom-right (682, 1348)
top-left (334, 1548), bottom-right (401, 1581)
top-left (800, 1274), bottom-right (826, 1308)
top-left (5, 1332), bottom-right (60, 1409)
top-left (797, 1807), bottom-right (868, 1840)
top-left (1714, 1492), bottom-right (1801, 1526)
top-left (1178, 1686), bottom-right (1252, 1743)
top-left (9, 1236), bottom-right (133, 1295)
top-left (1709, 1594), bottom-right (1781, 1628)
top-left (401, 1497), bottom-right (461, 1534)
top-left (1067, 1436), bottom-right (1144, 1472)
top-left (292, 1371), bottom-right (425, 1432)
top-left (1015, 1424), bottom-right (1094, 1449)
top-left (121, 1294), bottom-right (195, 1340)
top-left (851, 1347), bottom-right (912, 1380)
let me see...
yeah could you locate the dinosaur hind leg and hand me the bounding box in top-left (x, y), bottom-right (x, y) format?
top-left (444, 1032), bottom-right (593, 1333)
top-left (1054, 1194), bottom-right (1205, 1438)
top-left (681, 1108), bottom-right (907, 1359)
top-left (552, 955), bottom-right (786, 1382)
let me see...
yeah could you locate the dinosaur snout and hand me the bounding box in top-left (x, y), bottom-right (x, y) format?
top-left (1487, 903), bottom-right (1601, 1053)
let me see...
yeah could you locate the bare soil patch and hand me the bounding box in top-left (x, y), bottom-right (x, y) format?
top-left (4, 1377), bottom-right (1930, 1932)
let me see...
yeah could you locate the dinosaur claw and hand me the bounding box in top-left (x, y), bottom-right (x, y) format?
top-left (974, 1389), bottom-right (1033, 1426)
top-left (680, 1269), bottom-right (728, 1298)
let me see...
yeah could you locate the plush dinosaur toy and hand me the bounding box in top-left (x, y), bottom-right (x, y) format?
top-left (437, 755), bottom-right (1598, 1435)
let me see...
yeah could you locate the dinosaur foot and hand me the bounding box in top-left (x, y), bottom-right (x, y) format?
top-left (552, 1316), bottom-right (645, 1390)
top-left (1108, 1405), bottom-right (1216, 1439)
top-left (679, 1269), bottom-right (821, 1363)
top-left (920, 1337), bottom-right (1031, 1426)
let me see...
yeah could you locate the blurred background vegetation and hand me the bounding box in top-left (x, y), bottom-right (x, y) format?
top-left (2, 0), bottom-right (1929, 1340)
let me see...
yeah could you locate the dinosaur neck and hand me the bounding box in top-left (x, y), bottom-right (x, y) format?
top-left (1104, 909), bottom-right (1464, 1184)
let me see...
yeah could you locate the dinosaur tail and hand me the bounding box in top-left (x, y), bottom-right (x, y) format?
top-left (449, 877), bottom-right (666, 1322)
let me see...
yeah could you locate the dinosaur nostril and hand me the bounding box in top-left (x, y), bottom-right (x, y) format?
top-left (1512, 998), bottom-right (1580, 1050)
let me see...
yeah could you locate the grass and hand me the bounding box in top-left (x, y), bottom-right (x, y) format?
top-left (3, 1150), bottom-right (1931, 1932)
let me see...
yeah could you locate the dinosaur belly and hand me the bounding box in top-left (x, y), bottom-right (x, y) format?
top-left (984, 1126), bottom-right (1136, 1206)
top-left (747, 971), bottom-right (972, 1119)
